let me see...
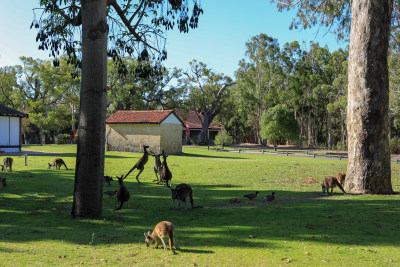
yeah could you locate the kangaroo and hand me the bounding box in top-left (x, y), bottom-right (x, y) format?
top-left (104, 175), bottom-right (113, 186)
top-left (115, 175), bottom-right (130, 210)
top-left (336, 172), bottom-right (346, 186)
top-left (144, 221), bottom-right (179, 254)
top-left (322, 176), bottom-right (346, 195)
top-left (151, 152), bottom-right (163, 182)
top-left (124, 145), bottom-right (149, 183)
top-left (1, 157), bottom-right (13, 173)
top-left (160, 150), bottom-right (172, 188)
top-left (0, 177), bottom-right (6, 187)
top-left (170, 183), bottom-right (203, 210)
top-left (48, 158), bottom-right (68, 170)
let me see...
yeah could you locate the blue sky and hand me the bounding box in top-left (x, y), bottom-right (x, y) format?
top-left (0, 0), bottom-right (347, 78)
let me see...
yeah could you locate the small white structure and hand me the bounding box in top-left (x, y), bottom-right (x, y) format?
top-left (0, 104), bottom-right (28, 153)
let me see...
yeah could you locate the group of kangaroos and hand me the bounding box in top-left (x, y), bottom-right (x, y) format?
top-left (0, 149), bottom-right (347, 255)
top-left (103, 145), bottom-right (202, 211)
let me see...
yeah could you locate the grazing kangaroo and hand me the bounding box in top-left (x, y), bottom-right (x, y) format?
top-left (144, 221), bottom-right (179, 254)
top-left (115, 175), bottom-right (130, 210)
top-left (0, 177), bottom-right (6, 187)
top-left (336, 172), bottom-right (346, 186)
top-left (1, 157), bottom-right (13, 173)
top-left (160, 150), bottom-right (172, 188)
top-left (48, 158), bottom-right (68, 170)
top-left (170, 183), bottom-right (203, 210)
top-left (322, 176), bottom-right (346, 195)
top-left (151, 152), bottom-right (163, 182)
top-left (124, 145), bottom-right (149, 183)
top-left (104, 175), bottom-right (113, 186)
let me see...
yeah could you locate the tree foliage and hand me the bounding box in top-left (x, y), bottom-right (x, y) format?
top-left (32, 0), bottom-right (203, 69)
top-left (260, 104), bottom-right (299, 147)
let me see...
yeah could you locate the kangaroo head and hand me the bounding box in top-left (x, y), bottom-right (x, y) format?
top-left (144, 231), bottom-right (153, 247)
top-left (117, 175), bottom-right (124, 183)
top-left (171, 187), bottom-right (178, 198)
top-left (47, 163), bottom-right (52, 169)
top-left (162, 150), bottom-right (169, 160)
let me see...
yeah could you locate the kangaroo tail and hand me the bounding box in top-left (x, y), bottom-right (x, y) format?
top-left (115, 201), bottom-right (123, 210)
top-left (124, 166), bottom-right (136, 179)
top-left (336, 181), bottom-right (346, 194)
top-left (64, 163), bottom-right (68, 170)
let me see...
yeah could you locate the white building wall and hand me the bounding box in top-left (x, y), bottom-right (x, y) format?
top-left (0, 116), bottom-right (10, 146)
top-left (0, 116), bottom-right (21, 152)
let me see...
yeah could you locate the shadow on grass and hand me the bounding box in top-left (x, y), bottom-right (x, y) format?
top-left (177, 248), bottom-right (215, 254)
top-left (23, 153), bottom-right (134, 159)
top-left (1, 170), bottom-right (400, 251)
top-left (180, 152), bottom-right (247, 160)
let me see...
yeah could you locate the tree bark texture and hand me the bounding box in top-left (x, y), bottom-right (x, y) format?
top-left (72, 0), bottom-right (108, 218)
top-left (346, 0), bottom-right (393, 194)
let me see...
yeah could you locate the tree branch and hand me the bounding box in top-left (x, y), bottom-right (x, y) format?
top-left (107, 0), bottom-right (158, 52)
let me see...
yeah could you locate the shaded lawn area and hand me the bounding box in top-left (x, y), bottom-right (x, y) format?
top-left (0, 145), bottom-right (400, 266)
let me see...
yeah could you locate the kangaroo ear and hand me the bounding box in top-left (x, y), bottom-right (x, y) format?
top-left (144, 232), bottom-right (148, 237)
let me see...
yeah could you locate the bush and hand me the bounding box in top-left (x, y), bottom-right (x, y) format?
top-left (192, 134), bottom-right (209, 145)
top-left (390, 137), bottom-right (400, 154)
top-left (57, 134), bottom-right (71, 144)
top-left (215, 130), bottom-right (232, 148)
top-left (335, 142), bottom-right (348, 151)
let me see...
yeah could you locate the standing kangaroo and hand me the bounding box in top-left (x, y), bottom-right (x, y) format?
top-left (144, 221), bottom-right (179, 254)
top-left (1, 157), bottom-right (13, 173)
top-left (160, 150), bottom-right (172, 188)
top-left (115, 175), bottom-right (130, 210)
top-left (171, 183), bottom-right (203, 210)
top-left (151, 152), bottom-right (163, 182)
top-left (322, 176), bottom-right (346, 195)
top-left (124, 145), bottom-right (149, 183)
top-left (48, 158), bottom-right (68, 170)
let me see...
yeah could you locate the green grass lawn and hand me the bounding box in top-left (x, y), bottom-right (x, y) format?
top-left (1, 145), bottom-right (400, 266)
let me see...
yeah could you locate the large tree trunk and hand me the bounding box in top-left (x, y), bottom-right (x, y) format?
top-left (71, 0), bottom-right (108, 218)
top-left (346, 0), bottom-right (393, 194)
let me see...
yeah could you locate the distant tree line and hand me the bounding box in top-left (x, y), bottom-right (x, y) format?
top-left (1, 34), bottom-right (400, 149)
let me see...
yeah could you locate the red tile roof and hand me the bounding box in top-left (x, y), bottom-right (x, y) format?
top-left (174, 110), bottom-right (223, 130)
top-left (106, 110), bottom-right (182, 124)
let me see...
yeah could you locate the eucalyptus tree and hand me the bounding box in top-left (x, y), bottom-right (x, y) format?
top-left (33, 0), bottom-right (204, 218)
top-left (260, 104), bottom-right (299, 148)
top-left (389, 48), bottom-right (400, 136)
top-left (273, 0), bottom-right (394, 194)
top-left (234, 34), bottom-right (281, 144)
top-left (183, 60), bottom-right (235, 141)
top-left (107, 57), bottom-right (184, 114)
top-left (0, 66), bottom-right (21, 109)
